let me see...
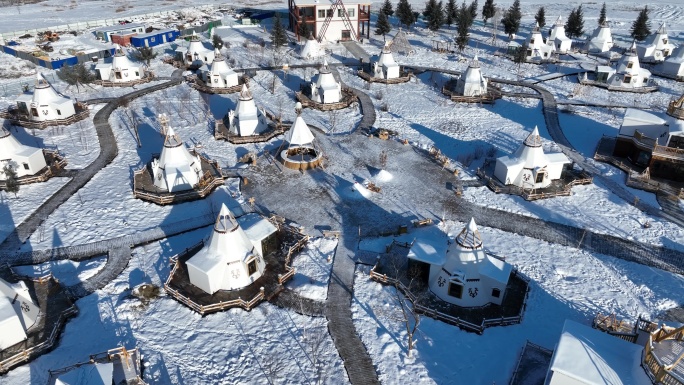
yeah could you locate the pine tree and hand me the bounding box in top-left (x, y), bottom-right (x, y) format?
top-left (212, 34), bottom-right (223, 49)
top-left (3, 164), bottom-right (19, 198)
top-left (535, 6), bottom-right (546, 29)
top-left (134, 46), bottom-right (157, 66)
top-left (598, 2), bottom-right (607, 26)
top-left (381, 0), bottom-right (394, 17)
top-left (482, 0), bottom-right (495, 24)
top-left (445, 0), bottom-right (457, 27)
top-left (456, 2), bottom-right (473, 51)
top-left (271, 15), bottom-right (287, 48)
top-left (501, 0), bottom-right (521, 38)
top-left (630, 6), bottom-right (651, 41)
top-left (468, 0), bottom-right (478, 20)
top-left (375, 10), bottom-right (392, 40)
top-left (513, 42), bottom-right (528, 67)
top-left (427, 0), bottom-right (444, 31)
top-left (298, 20), bottom-right (310, 39)
top-left (396, 0), bottom-right (415, 29)
top-left (423, 0), bottom-right (437, 19)
top-left (57, 62), bottom-right (95, 90)
top-left (565, 5), bottom-right (584, 38)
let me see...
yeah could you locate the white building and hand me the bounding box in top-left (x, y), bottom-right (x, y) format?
top-left (285, 115), bottom-right (316, 148)
top-left (548, 16), bottom-right (572, 53)
top-left (15, 73), bottom-right (76, 123)
top-left (227, 85), bottom-right (269, 137)
top-left (94, 45), bottom-right (145, 83)
top-left (150, 126), bottom-right (202, 192)
top-left (288, 0), bottom-right (371, 42)
top-left (544, 320), bottom-right (651, 385)
top-left (494, 126), bottom-right (571, 189)
top-left (0, 277), bottom-right (39, 350)
top-left (0, 126), bottom-right (47, 181)
top-left (300, 35), bottom-right (325, 60)
top-left (372, 43), bottom-right (400, 79)
top-left (55, 363), bottom-right (115, 385)
top-left (659, 46), bottom-right (684, 79)
top-left (595, 42), bottom-right (652, 89)
top-left (311, 60), bottom-right (342, 103)
top-left (454, 55), bottom-right (488, 97)
top-left (186, 205), bottom-right (276, 294)
top-left (408, 218), bottom-right (512, 307)
top-left (52, 347), bottom-right (145, 385)
top-left (585, 22), bottom-right (613, 53)
top-left (177, 32), bottom-right (215, 67)
top-left (201, 49), bottom-right (239, 89)
top-left (637, 23), bottom-right (676, 63)
top-left (525, 22), bottom-right (555, 61)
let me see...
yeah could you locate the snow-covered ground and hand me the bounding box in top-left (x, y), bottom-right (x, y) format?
top-left (289, 237), bottom-right (337, 301)
top-left (352, 221), bottom-right (684, 384)
top-left (13, 255), bottom-right (106, 286)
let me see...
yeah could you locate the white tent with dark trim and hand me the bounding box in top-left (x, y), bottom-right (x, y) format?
top-left (585, 22), bottom-right (613, 53)
top-left (0, 126), bottom-right (47, 181)
top-left (201, 49), bottom-right (239, 88)
top-left (373, 42), bottom-right (400, 79)
top-left (285, 115), bottom-right (315, 147)
top-left (0, 277), bottom-right (39, 350)
top-left (549, 16), bottom-right (572, 53)
top-left (227, 84), bottom-right (269, 136)
top-left (15, 73), bottom-right (76, 122)
top-left (150, 126), bottom-right (202, 192)
top-left (455, 56), bottom-right (488, 97)
top-left (95, 44), bottom-right (145, 82)
top-left (311, 60), bottom-right (342, 103)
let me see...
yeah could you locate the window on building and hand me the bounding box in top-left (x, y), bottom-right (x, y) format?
top-left (135, 71), bottom-right (139, 76)
top-left (663, 38), bottom-right (668, 44)
top-left (115, 72), bottom-right (122, 79)
top-left (150, 37), bottom-right (155, 42)
top-left (318, 9), bottom-right (326, 18)
top-left (530, 38), bottom-right (535, 44)
top-left (341, 30), bottom-right (351, 40)
top-left (23, 163), bottom-right (29, 170)
top-left (669, 135), bottom-right (684, 149)
top-left (347, 8), bottom-right (355, 17)
top-left (627, 62), bottom-right (633, 69)
top-left (56, 109), bottom-right (61, 115)
top-left (492, 288), bottom-right (501, 298)
top-left (31, 108), bottom-right (38, 117)
top-left (623, 75), bottom-right (632, 83)
top-left (448, 282), bottom-right (463, 299)
top-left (247, 259), bottom-right (258, 276)
top-left (535, 171), bottom-right (545, 184)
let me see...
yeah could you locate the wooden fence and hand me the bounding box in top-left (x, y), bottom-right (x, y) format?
top-left (0, 107), bottom-right (89, 129)
top-left (295, 88), bottom-right (358, 111)
top-left (357, 69), bottom-right (413, 84)
top-left (369, 264), bottom-right (530, 334)
top-left (643, 330), bottom-right (684, 385)
top-left (94, 72), bottom-right (155, 87)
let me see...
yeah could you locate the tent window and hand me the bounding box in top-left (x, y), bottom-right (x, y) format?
top-left (448, 282), bottom-right (463, 299)
top-left (135, 71), bottom-right (139, 76)
top-left (530, 38), bottom-right (535, 44)
top-left (627, 62), bottom-right (633, 69)
top-left (663, 38), bottom-right (668, 44)
top-left (115, 72), bottom-right (122, 79)
top-left (492, 288), bottom-right (501, 298)
top-left (247, 259), bottom-right (257, 276)
top-left (31, 108), bottom-right (38, 117)
top-left (535, 171), bottom-right (545, 184)
top-left (56, 109), bottom-right (61, 116)
top-left (23, 163), bottom-right (30, 170)
top-left (623, 75), bottom-right (632, 84)
top-left (669, 135), bottom-right (684, 149)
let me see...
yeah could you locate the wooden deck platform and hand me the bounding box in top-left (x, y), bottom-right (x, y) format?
top-left (357, 69), bottom-right (413, 84)
top-left (164, 223), bottom-right (308, 315)
top-left (189, 75), bottom-right (246, 95)
top-left (369, 242), bottom-right (529, 334)
top-left (93, 72), bottom-right (154, 87)
top-left (0, 150), bottom-right (67, 189)
top-left (579, 79), bottom-right (659, 93)
top-left (132, 154), bottom-right (225, 205)
top-left (295, 87), bottom-right (358, 111)
top-left (0, 272), bottom-right (77, 374)
top-left (0, 103), bottom-right (90, 129)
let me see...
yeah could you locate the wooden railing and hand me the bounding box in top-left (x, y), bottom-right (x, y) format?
top-left (94, 71), bottom-right (154, 87)
top-left (0, 305), bottom-right (79, 374)
top-left (295, 88), bottom-right (358, 111)
top-left (0, 107), bottom-right (90, 129)
top-left (643, 331), bottom-right (684, 385)
top-left (653, 144), bottom-right (684, 161)
top-left (369, 264), bottom-right (529, 334)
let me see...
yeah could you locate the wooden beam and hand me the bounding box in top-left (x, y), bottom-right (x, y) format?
top-left (655, 324), bottom-right (684, 342)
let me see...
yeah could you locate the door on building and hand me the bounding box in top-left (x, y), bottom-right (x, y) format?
top-left (341, 30), bottom-right (351, 41)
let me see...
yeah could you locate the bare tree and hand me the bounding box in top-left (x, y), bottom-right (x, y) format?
top-left (379, 150), bottom-right (388, 169)
top-left (302, 327), bottom-right (329, 385)
top-left (327, 109), bottom-right (339, 134)
top-left (261, 351), bottom-right (287, 384)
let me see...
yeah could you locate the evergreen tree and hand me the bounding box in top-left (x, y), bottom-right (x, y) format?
top-left (375, 9), bottom-right (392, 40)
top-left (535, 6), bottom-right (546, 29)
top-left (396, 0), bottom-right (415, 29)
top-left (427, 0), bottom-right (444, 31)
top-left (598, 2), bottom-right (607, 26)
top-left (513, 42), bottom-right (528, 67)
top-left (482, 0), bottom-right (495, 24)
top-left (134, 46), bottom-right (157, 66)
top-left (271, 15), bottom-right (287, 48)
top-left (456, 2), bottom-right (473, 51)
top-left (423, 0), bottom-right (436, 18)
top-left (468, 0), bottom-right (478, 20)
top-left (630, 6), bottom-right (651, 41)
top-left (57, 62), bottom-right (95, 90)
top-left (565, 5), bottom-right (585, 38)
top-left (212, 34), bottom-right (223, 49)
top-left (298, 20), bottom-right (310, 39)
top-left (381, 0), bottom-right (394, 17)
top-left (445, 0), bottom-right (458, 27)
top-left (3, 164), bottom-right (19, 198)
top-left (501, 0), bottom-right (521, 38)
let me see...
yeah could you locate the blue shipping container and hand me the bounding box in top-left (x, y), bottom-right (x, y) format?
top-left (130, 29), bottom-right (179, 48)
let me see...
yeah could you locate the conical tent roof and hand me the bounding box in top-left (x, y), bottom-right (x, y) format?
top-left (0, 126), bottom-right (34, 157)
top-left (154, 126), bottom-right (201, 191)
top-left (523, 126), bottom-right (543, 147)
top-left (285, 116), bottom-right (315, 146)
top-left (111, 44), bottom-right (137, 70)
top-left (377, 42), bottom-right (397, 67)
top-left (206, 204), bottom-right (255, 263)
top-left (29, 73), bottom-right (71, 105)
top-left (301, 35), bottom-right (323, 59)
top-left (316, 59), bottom-right (338, 88)
top-left (513, 126), bottom-right (549, 169)
top-left (209, 50), bottom-right (233, 76)
top-left (455, 218), bottom-right (483, 249)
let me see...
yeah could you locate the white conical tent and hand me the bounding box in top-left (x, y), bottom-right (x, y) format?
top-left (661, 46), bottom-right (684, 78)
top-left (549, 16), bottom-right (572, 53)
top-left (185, 204), bottom-right (266, 294)
top-left (228, 84), bottom-right (269, 136)
top-left (95, 44), bottom-right (144, 82)
top-left (285, 116), bottom-right (315, 147)
top-left (637, 23), bottom-right (676, 62)
top-left (204, 48), bottom-right (239, 88)
top-left (0, 277), bottom-right (39, 350)
top-left (525, 22), bottom-right (555, 60)
top-left (427, 218), bottom-right (512, 307)
top-left (494, 126), bottom-right (570, 189)
top-left (0, 126), bottom-right (47, 180)
top-left (374, 43), bottom-right (400, 79)
top-left (55, 363), bottom-right (114, 385)
top-left (184, 32), bottom-right (215, 66)
top-left (311, 60), bottom-right (342, 103)
top-left (151, 127), bottom-right (202, 192)
top-left (300, 35), bottom-right (324, 59)
top-left (585, 21), bottom-right (613, 53)
top-left (15, 73), bottom-right (76, 122)
top-left (455, 55), bottom-right (488, 97)
top-left (606, 42), bottom-right (652, 88)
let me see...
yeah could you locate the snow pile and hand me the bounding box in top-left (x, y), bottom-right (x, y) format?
top-left (289, 237), bottom-right (338, 301)
top-left (13, 256), bottom-right (107, 286)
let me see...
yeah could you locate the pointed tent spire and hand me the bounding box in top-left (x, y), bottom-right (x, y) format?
top-left (35, 73), bottom-right (49, 88)
top-left (239, 84), bottom-right (252, 100)
top-left (214, 204), bottom-right (239, 233)
top-left (113, 44), bottom-right (125, 56)
top-left (455, 218), bottom-right (483, 249)
top-left (0, 125), bottom-right (10, 138)
top-left (657, 22), bottom-right (667, 34)
top-left (320, 59), bottom-right (331, 73)
top-left (629, 41), bottom-right (637, 54)
top-left (555, 16), bottom-right (563, 26)
top-left (285, 115), bottom-right (315, 146)
top-left (534, 21), bottom-right (540, 31)
top-left (470, 54), bottom-right (480, 68)
top-left (163, 126), bottom-right (182, 147)
top-left (214, 48), bottom-right (223, 60)
top-left (524, 126), bottom-right (543, 147)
